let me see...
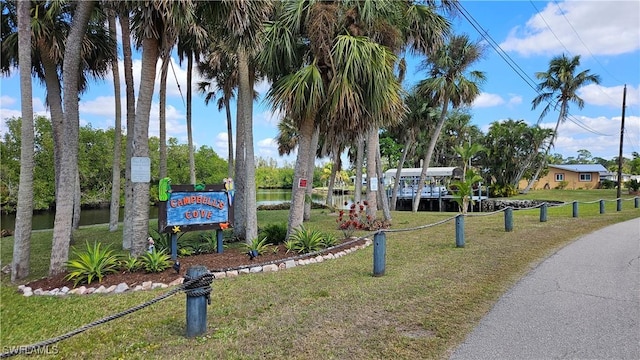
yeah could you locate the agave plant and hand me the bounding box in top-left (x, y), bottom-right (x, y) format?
top-left (65, 241), bottom-right (121, 287)
top-left (289, 226), bottom-right (324, 254)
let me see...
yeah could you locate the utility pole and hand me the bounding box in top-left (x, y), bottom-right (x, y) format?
top-left (616, 84), bottom-right (627, 199)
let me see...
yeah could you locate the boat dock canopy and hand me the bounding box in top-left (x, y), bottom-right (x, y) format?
top-left (383, 167), bottom-right (463, 184)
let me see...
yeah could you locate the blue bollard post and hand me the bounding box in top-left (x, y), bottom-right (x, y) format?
top-left (171, 233), bottom-right (178, 261)
top-left (455, 215), bottom-right (465, 248)
top-left (216, 229), bottom-right (224, 254)
top-left (572, 201), bottom-right (578, 218)
top-left (185, 265), bottom-right (211, 338)
top-left (540, 203), bottom-right (548, 222)
top-left (504, 207), bottom-right (513, 232)
top-left (635, 197), bottom-right (639, 208)
top-left (617, 198), bottom-right (622, 212)
top-left (373, 232), bottom-right (386, 277)
top-left (600, 200), bottom-right (605, 214)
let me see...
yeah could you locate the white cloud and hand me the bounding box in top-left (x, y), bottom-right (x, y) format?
top-left (473, 93), bottom-right (505, 107)
top-left (0, 95), bottom-right (16, 107)
top-left (255, 108), bottom-right (282, 127)
top-left (579, 84), bottom-right (640, 107)
top-left (508, 94), bottom-right (523, 106)
top-left (501, 1), bottom-right (640, 56)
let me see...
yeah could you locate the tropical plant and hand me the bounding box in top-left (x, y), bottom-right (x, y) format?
top-left (450, 170), bottom-right (483, 214)
top-left (283, 239), bottom-right (297, 254)
top-left (320, 232), bottom-right (339, 248)
top-left (244, 237), bottom-right (271, 256)
top-left (120, 254), bottom-right (141, 273)
top-left (139, 249), bottom-right (172, 273)
top-left (523, 54), bottom-right (601, 193)
top-left (625, 179), bottom-right (640, 192)
top-left (412, 34), bottom-right (486, 212)
top-left (288, 226), bottom-right (324, 254)
top-left (64, 242), bottom-right (121, 287)
top-left (259, 223), bottom-right (288, 245)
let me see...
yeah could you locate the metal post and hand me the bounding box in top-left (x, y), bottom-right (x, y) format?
top-left (373, 232), bottom-right (386, 277)
top-left (455, 215), bottom-right (465, 248)
top-left (540, 203), bottom-right (548, 222)
top-left (504, 207), bottom-right (513, 232)
top-left (216, 229), bottom-right (224, 254)
top-left (635, 197), bottom-right (639, 208)
top-left (617, 198), bottom-right (622, 212)
top-left (572, 201), bottom-right (578, 218)
top-left (171, 233), bottom-right (178, 261)
top-left (600, 200), bottom-right (605, 214)
top-left (185, 265), bottom-right (211, 338)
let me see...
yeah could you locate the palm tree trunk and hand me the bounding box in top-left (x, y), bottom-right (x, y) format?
top-left (40, 52), bottom-right (63, 199)
top-left (159, 53), bottom-right (169, 179)
top-left (108, 12), bottom-right (122, 232)
top-left (287, 115), bottom-right (314, 239)
top-left (233, 91), bottom-right (246, 240)
top-left (412, 100), bottom-right (450, 212)
top-left (120, 14), bottom-right (136, 250)
top-left (72, 171), bottom-right (81, 230)
top-left (50, 2), bottom-right (95, 276)
top-left (225, 97), bottom-right (234, 178)
top-left (354, 138), bottom-right (364, 203)
top-left (12, 0), bottom-right (34, 282)
top-left (237, 48), bottom-right (257, 242)
top-left (376, 138), bottom-right (391, 221)
top-left (304, 127), bottom-right (319, 221)
top-left (326, 146), bottom-right (339, 207)
top-left (129, 36), bottom-right (159, 256)
top-left (187, 53), bottom-right (196, 184)
top-left (366, 127), bottom-right (378, 219)
top-left (390, 135), bottom-right (412, 211)
top-left (522, 104), bottom-right (565, 193)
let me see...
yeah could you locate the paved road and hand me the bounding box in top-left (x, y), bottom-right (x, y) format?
top-left (450, 217), bottom-right (640, 360)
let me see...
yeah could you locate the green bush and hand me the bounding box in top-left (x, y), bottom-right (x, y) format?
top-left (556, 180), bottom-right (569, 190)
top-left (490, 184), bottom-right (518, 197)
top-left (259, 223), bottom-right (288, 245)
top-left (65, 241), bottom-right (121, 287)
top-left (320, 232), bottom-right (339, 248)
top-left (120, 255), bottom-right (141, 273)
top-left (289, 226), bottom-right (324, 254)
top-left (600, 179), bottom-right (616, 189)
top-left (244, 237), bottom-right (271, 255)
top-left (626, 179), bottom-right (640, 191)
top-left (139, 250), bottom-right (172, 273)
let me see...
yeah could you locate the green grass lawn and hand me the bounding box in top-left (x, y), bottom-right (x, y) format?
top-left (1, 190), bottom-right (638, 359)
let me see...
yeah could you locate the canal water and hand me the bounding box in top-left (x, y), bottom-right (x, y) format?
top-left (0, 189), bottom-right (355, 231)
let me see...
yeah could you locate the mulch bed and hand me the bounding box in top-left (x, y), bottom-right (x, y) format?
top-left (24, 238), bottom-right (367, 292)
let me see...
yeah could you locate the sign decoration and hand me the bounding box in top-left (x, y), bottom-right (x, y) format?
top-left (298, 178), bottom-right (307, 188)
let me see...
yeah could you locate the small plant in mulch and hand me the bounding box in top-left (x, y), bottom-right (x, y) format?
top-left (65, 241), bottom-right (121, 287)
top-left (139, 250), bottom-right (172, 273)
top-left (336, 201), bottom-right (391, 238)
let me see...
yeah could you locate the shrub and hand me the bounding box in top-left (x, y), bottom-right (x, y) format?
top-left (65, 241), bottom-right (121, 287)
top-left (259, 223), bottom-right (288, 245)
top-left (490, 184), bottom-right (518, 197)
top-left (283, 239), bottom-right (297, 254)
top-left (626, 179), bottom-right (640, 192)
top-left (244, 237), bottom-right (271, 256)
top-left (335, 201), bottom-right (389, 238)
top-left (139, 250), bottom-right (172, 273)
top-left (320, 232), bottom-right (339, 248)
top-left (121, 254), bottom-right (141, 273)
top-left (289, 226), bottom-right (324, 254)
top-left (556, 180), bottom-right (569, 190)
top-left (600, 179), bottom-right (616, 189)
top-left (198, 231), bottom-right (226, 253)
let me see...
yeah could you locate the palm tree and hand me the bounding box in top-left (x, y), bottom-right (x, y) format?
top-left (412, 34), bottom-right (485, 212)
top-left (11, 0), bottom-right (34, 282)
top-left (50, 1), bottom-right (96, 276)
top-left (107, 9), bottom-right (122, 233)
top-left (125, 0), bottom-right (197, 256)
top-left (522, 54), bottom-right (600, 192)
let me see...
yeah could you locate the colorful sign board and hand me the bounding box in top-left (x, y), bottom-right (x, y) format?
top-left (158, 184), bottom-right (233, 233)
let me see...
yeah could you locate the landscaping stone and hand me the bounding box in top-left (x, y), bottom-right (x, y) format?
top-left (168, 278), bottom-right (184, 286)
top-left (263, 264), bottom-right (278, 272)
top-left (239, 268), bottom-right (250, 275)
top-left (249, 266), bottom-right (262, 273)
top-left (105, 285), bottom-right (116, 293)
top-left (213, 271), bottom-right (226, 279)
top-left (284, 260), bottom-right (296, 269)
top-left (114, 283), bottom-right (129, 294)
top-left (142, 281), bottom-right (153, 290)
top-left (226, 270), bottom-right (238, 277)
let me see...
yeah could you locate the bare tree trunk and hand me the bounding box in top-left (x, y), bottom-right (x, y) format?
top-left (225, 97), bottom-right (234, 178)
top-left (159, 53), bottom-right (169, 179)
top-left (365, 128), bottom-right (378, 219)
top-left (412, 100), bottom-right (450, 213)
top-left (50, 2), bottom-right (95, 276)
top-left (40, 54), bottom-right (63, 198)
top-left (233, 90), bottom-right (246, 240)
top-left (129, 36), bottom-right (159, 256)
top-left (286, 115), bottom-right (314, 239)
top-left (354, 137), bottom-right (364, 203)
top-left (390, 136), bottom-right (412, 211)
top-left (304, 127), bottom-right (319, 221)
top-left (238, 49), bottom-right (257, 242)
top-left (187, 53), bottom-right (196, 184)
top-left (120, 14), bottom-right (136, 250)
top-left (72, 171), bottom-right (81, 230)
top-left (108, 12), bottom-right (122, 232)
top-left (376, 139), bottom-right (391, 222)
top-left (12, 0), bottom-right (34, 282)
top-left (326, 146), bottom-right (339, 207)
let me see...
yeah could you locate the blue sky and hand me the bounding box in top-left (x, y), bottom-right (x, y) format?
top-left (1, 0), bottom-right (639, 167)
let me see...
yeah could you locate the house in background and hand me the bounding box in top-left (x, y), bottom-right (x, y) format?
top-left (522, 164), bottom-right (608, 190)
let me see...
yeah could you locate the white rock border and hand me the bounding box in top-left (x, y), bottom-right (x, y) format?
top-left (18, 239), bottom-right (373, 297)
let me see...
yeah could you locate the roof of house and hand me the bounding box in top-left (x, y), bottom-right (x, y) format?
top-left (549, 164), bottom-right (608, 173)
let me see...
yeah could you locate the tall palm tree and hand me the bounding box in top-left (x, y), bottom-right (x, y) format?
top-left (412, 34), bottom-right (485, 212)
top-left (50, 1), bottom-right (96, 276)
top-left (11, 0), bottom-right (34, 282)
top-left (125, 0), bottom-right (197, 255)
top-left (107, 9), bottom-right (122, 233)
top-left (522, 54), bottom-right (600, 193)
